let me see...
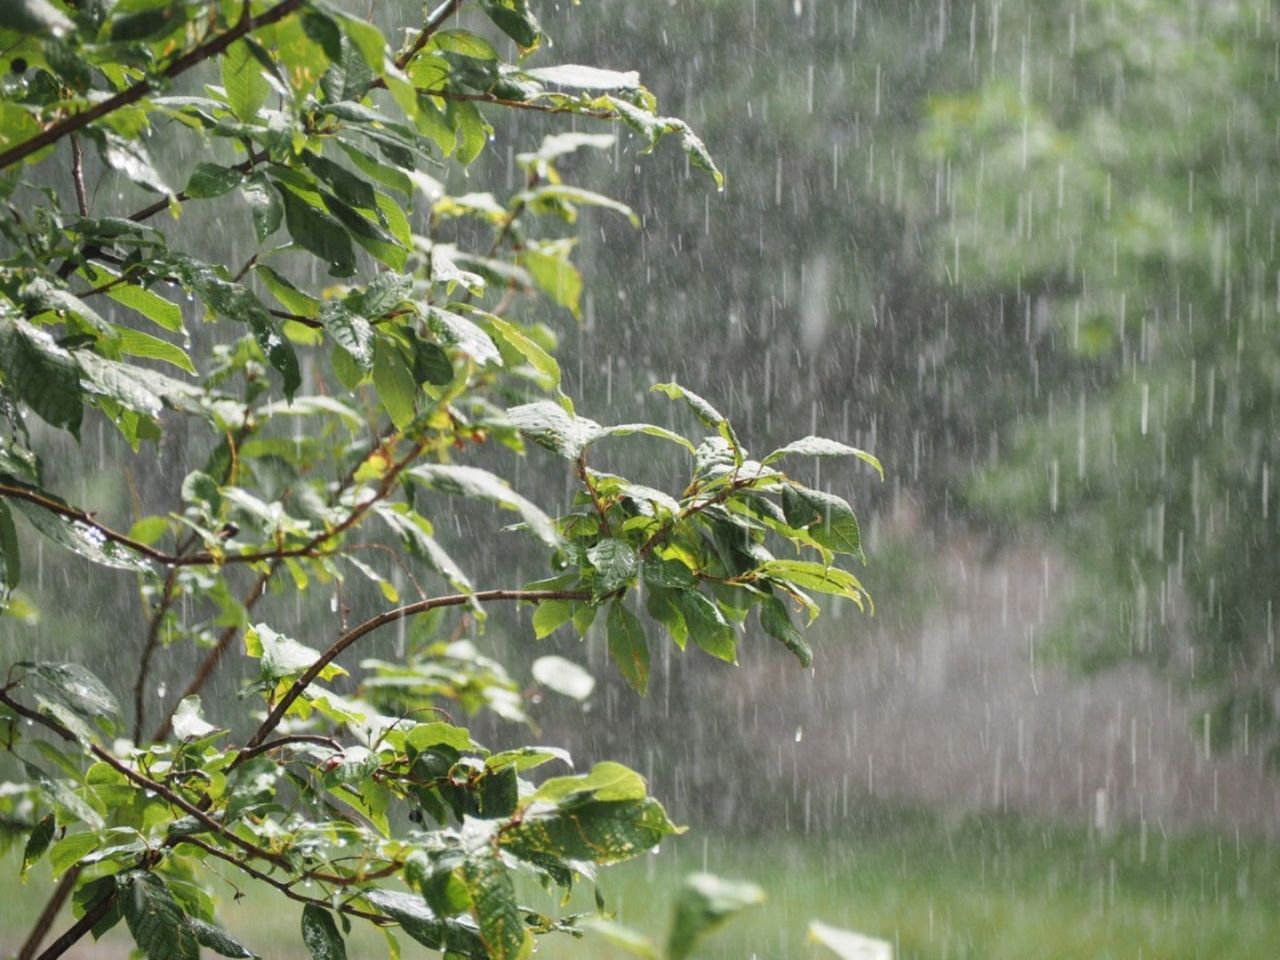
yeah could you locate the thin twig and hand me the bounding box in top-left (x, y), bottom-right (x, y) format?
top-left (69, 135), bottom-right (87, 217)
top-left (239, 588), bottom-right (592, 756)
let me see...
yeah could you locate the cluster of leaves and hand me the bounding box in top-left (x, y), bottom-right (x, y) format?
top-left (0, 2), bottom-right (876, 959)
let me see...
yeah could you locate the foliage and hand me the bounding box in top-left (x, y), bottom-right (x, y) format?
top-left (0, 2), bottom-right (877, 959)
top-left (922, 1), bottom-right (1280, 757)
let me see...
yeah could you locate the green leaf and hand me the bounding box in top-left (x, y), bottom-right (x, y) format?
top-left (763, 436), bottom-right (884, 478)
top-left (433, 30), bottom-right (499, 60)
top-left (241, 173), bottom-right (283, 241)
top-left (606, 601), bottom-right (649, 694)
top-left (320, 302), bottom-right (374, 370)
top-left (183, 162), bottom-right (243, 199)
top-left (372, 338), bottom-right (418, 428)
top-left (423, 305), bottom-right (501, 366)
top-left (362, 889), bottom-right (485, 956)
top-left (645, 586), bottom-right (688, 650)
top-left (672, 590), bottom-right (737, 663)
top-left (223, 40), bottom-right (270, 123)
top-left (752, 559), bottom-right (867, 610)
top-left (667, 873), bottom-right (766, 960)
top-left (519, 244), bottom-right (582, 317)
top-left (21, 813), bottom-right (54, 876)
top-left (188, 919), bottom-right (259, 959)
top-left (301, 905), bottom-right (347, 960)
top-left (479, 0), bottom-right (542, 49)
top-left (531, 599), bottom-right (576, 639)
top-left (245, 623), bottom-right (345, 682)
top-left (459, 854), bottom-right (531, 960)
top-left (503, 796), bottom-right (681, 865)
top-left (582, 919), bottom-right (656, 959)
top-left (0, 316), bottom-right (83, 436)
top-left (760, 596), bottom-right (812, 667)
top-left (531, 655), bottom-right (595, 700)
top-left (119, 871), bottom-right (201, 960)
top-left (782, 485), bottom-right (863, 559)
top-left (529, 760), bottom-right (648, 805)
top-left (588, 538), bottom-right (637, 595)
top-left (111, 326), bottom-right (196, 375)
top-left (0, 499), bottom-right (19, 606)
top-left (48, 831), bottom-right (99, 876)
top-left (651, 382), bottom-right (740, 456)
top-left (277, 183), bottom-right (356, 276)
top-left (13, 497), bottom-right (152, 573)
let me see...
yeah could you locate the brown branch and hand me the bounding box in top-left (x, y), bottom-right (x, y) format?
top-left (395, 0), bottom-right (466, 70)
top-left (237, 733), bottom-right (341, 762)
top-left (150, 562), bottom-right (277, 741)
top-left (34, 893), bottom-right (115, 960)
top-left (16, 867), bottom-right (78, 960)
top-left (576, 453), bottom-right (613, 537)
top-left (175, 837), bottom-right (392, 923)
top-left (69, 135), bottom-right (87, 217)
top-left (133, 566), bottom-right (181, 741)
top-left (0, 0), bottom-right (305, 171)
top-left (239, 588), bottom-right (592, 756)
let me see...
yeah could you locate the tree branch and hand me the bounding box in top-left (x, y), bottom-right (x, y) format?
top-left (239, 588), bottom-right (592, 756)
top-left (0, 0), bottom-right (305, 171)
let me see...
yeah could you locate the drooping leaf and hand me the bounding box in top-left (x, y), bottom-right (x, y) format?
top-left (301, 905), bottom-right (347, 960)
top-left (0, 316), bottom-right (83, 436)
top-left (606, 601), bottom-right (649, 694)
top-left (118, 871), bottom-right (201, 960)
top-left (459, 854), bottom-right (531, 960)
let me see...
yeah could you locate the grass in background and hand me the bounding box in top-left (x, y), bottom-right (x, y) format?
top-left (3, 800), bottom-right (1278, 959)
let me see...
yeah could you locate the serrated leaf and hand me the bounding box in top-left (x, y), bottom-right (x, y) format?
top-left (531, 599), bottom-right (576, 639)
top-left (277, 182), bottom-right (356, 276)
